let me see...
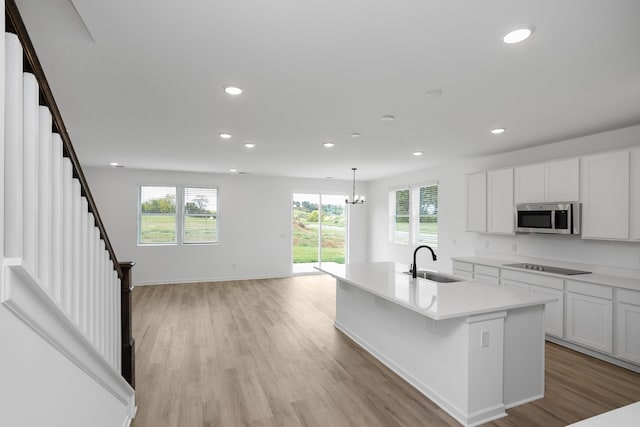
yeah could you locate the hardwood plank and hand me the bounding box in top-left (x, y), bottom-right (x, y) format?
top-left (131, 275), bottom-right (640, 427)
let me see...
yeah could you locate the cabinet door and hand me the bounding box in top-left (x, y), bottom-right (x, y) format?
top-left (566, 292), bottom-right (613, 353)
top-left (500, 279), bottom-right (529, 291)
top-left (631, 149), bottom-right (640, 240)
top-left (615, 302), bottom-right (640, 364)
top-left (530, 285), bottom-right (564, 338)
top-left (546, 158), bottom-right (580, 202)
top-left (515, 164), bottom-right (545, 204)
top-left (581, 151), bottom-right (629, 240)
top-left (487, 168), bottom-right (514, 234)
top-left (466, 172), bottom-right (487, 232)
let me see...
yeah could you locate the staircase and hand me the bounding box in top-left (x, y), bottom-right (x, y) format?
top-left (0, 1), bottom-right (135, 425)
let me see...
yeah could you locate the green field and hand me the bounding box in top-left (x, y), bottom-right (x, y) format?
top-left (292, 207), bottom-right (345, 263)
top-left (140, 215), bottom-right (217, 243)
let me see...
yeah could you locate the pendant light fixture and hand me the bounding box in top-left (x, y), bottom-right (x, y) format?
top-left (345, 168), bottom-right (365, 205)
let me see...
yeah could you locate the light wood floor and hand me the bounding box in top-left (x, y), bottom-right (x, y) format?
top-left (131, 275), bottom-right (640, 427)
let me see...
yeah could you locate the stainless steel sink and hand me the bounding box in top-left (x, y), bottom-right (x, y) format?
top-left (404, 271), bottom-right (462, 283)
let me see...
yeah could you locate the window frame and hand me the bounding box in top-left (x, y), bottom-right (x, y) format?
top-left (389, 181), bottom-right (439, 247)
top-left (138, 184), bottom-right (219, 246)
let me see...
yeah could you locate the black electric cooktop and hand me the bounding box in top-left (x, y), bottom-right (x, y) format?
top-left (503, 263), bottom-right (591, 276)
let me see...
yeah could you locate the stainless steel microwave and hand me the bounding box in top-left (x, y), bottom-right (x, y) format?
top-left (516, 202), bottom-right (581, 235)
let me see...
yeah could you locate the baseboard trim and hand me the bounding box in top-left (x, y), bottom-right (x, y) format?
top-left (1, 258), bottom-right (136, 417)
top-left (133, 273), bottom-right (294, 287)
top-left (546, 336), bottom-right (640, 373)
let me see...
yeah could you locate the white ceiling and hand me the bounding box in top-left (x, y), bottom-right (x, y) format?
top-left (15, 0), bottom-right (640, 181)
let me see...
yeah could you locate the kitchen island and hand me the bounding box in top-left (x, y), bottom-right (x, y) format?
top-left (316, 262), bottom-right (556, 427)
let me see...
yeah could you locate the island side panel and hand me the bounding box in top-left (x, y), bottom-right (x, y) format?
top-left (333, 279), bottom-right (507, 426)
top-left (503, 304), bottom-right (546, 407)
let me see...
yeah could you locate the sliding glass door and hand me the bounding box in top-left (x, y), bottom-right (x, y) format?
top-left (292, 193), bottom-right (346, 273)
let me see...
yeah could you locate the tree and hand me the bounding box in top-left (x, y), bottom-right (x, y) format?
top-left (141, 194), bottom-right (176, 213)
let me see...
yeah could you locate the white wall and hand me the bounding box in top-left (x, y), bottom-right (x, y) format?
top-left (85, 168), bottom-right (368, 285)
top-left (367, 125), bottom-right (640, 276)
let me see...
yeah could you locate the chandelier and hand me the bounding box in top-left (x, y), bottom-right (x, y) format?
top-left (345, 168), bottom-right (365, 205)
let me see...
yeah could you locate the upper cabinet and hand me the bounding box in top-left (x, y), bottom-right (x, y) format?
top-left (632, 149), bottom-right (640, 241)
top-left (515, 158), bottom-right (579, 204)
top-left (487, 168), bottom-right (514, 234)
top-left (581, 150), bottom-right (630, 240)
top-left (466, 172), bottom-right (487, 232)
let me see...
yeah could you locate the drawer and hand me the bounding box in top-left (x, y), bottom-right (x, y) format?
top-left (501, 268), bottom-right (564, 290)
top-left (475, 264), bottom-right (499, 277)
top-left (475, 273), bottom-right (499, 285)
top-left (617, 288), bottom-right (640, 306)
top-left (452, 260), bottom-right (473, 272)
top-left (501, 279), bottom-right (530, 291)
top-left (453, 269), bottom-right (473, 279)
top-left (567, 280), bottom-right (613, 300)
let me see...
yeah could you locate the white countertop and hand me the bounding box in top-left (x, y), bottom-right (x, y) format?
top-left (567, 402), bottom-right (640, 426)
top-left (317, 262), bottom-right (555, 320)
top-left (453, 256), bottom-right (640, 292)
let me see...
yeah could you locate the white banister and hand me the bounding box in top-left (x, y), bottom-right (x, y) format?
top-left (37, 106), bottom-right (52, 290)
top-left (51, 133), bottom-right (64, 305)
top-left (62, 158), bottom-right (73, 315)
top-left (22, 72), bottom-right (38, 273)
top-left (4, 32), bottom-right (23, 258)
top-left (80, 197), bottom-right (89, 332)
top-left (3, 11), bottom-right (135, 423)
top-left (72, 179), bottom-right (82, 326)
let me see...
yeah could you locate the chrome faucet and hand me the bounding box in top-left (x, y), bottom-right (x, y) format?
top-left (412, 245), bottom-right (437, 278)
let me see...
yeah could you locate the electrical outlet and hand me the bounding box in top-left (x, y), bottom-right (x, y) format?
top-left (512, 243), bottom-right (517, 252)
top-left (481, 330), bottom-right (490, 348)
top-left (453, 238), bottom-right (457, 246)
top-left (232, 263), bottom-right (237, 270)
top-left (484, 240), bottom-right (489, 249)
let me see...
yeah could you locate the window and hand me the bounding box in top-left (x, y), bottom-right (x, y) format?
top-left (389, 183), bottom-right (438, 247)
top-left (391, 189), bottom-right (410, 244)
top-left (139, 186), bottom-right (177, 244)
top-left (183, 187), bottom-right (218, 243)
top-left (138, 185), bottom-right (218, 245)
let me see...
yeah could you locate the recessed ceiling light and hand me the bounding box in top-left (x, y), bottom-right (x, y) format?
top-left (503, 27), bottom-right (534, 44)
top-left (229, 168), bottom-right (237, 173)
top-left (219, 133), bottom-right (232, 139)
top-left (413, 151), bottom-right (424, 156)
top-left (350, 132), bottom-right (361, 138)
top-left (244, 143), bottom-right (255, 148)
top-left (491, 128), bottom-right (506, 134)
top-left (323, 142), bottom-right (335, 148)
top-left (425, 90), bottom-right (443, 98)
top-left (381, 115), bottom-right (395, 121)
top-left (108, 162), bottom-right (119, 167)
top-left (224, 86), bottom-right (243, 95)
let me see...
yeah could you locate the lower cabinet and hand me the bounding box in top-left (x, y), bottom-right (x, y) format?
top-left (531, 285), bottom-right (564, 338)
top-left (566, 281), bottom-right (613, 353)
top-left (473, 264), bottom-right (499, 286)
top-left (614, 289), bottom-right (640, 364)
top-left (452, 260), bottom-right (473, 279)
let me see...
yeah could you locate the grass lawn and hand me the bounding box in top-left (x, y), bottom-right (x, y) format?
top-left (292, 221), bottom-right (345, 264)
top-left (140, 215), bottom-right (217, 243)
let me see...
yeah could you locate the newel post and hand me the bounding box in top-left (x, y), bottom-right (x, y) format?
top-left (120, 261), bottom-right (136, 388)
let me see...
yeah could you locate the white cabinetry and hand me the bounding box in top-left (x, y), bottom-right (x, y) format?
top-left (631, 149), bottom-right (640, 240)
top-left (473, 264), bottom-right (499, 285)
top-left (581, 150), bottom-right (630, 240)
top-left (487, 168), bottom-right (514, 234)
top-left (515, 164), bottom-right (545, 204)
top-left (515, 158), bottom-right (579, 204)
top-left (466, 172), bottom-right (487, 232)
top-left (546, 158), bottom-right (580, 202)
top-left (501, 269), bottom-right (564, 338)
top-left (452, 260), bottom-right (473, 279)
top-left (615, 289), bottom-right (640, 364)
top-left (566, 280), bottom-right (613, 353)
